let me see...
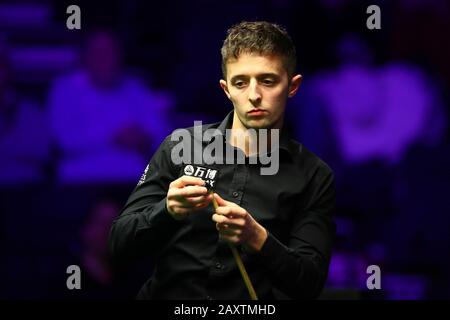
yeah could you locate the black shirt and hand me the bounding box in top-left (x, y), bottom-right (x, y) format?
top-left (108, 112), bottom-right (336, 300)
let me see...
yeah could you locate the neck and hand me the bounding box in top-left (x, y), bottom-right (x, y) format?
top-left (230, 112), bottom-right (280, 156)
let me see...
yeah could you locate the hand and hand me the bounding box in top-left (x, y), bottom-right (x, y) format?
top-left (166, 176), bottom-right (213, 220)
top-left (212, 193), bottom-right (268, 253)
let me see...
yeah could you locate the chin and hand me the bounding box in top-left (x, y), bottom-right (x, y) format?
top-left (245, 119), bottom-right (272, 129)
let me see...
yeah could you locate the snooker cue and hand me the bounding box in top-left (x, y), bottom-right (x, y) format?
top-left (210, 191), bottom-right (258, 300)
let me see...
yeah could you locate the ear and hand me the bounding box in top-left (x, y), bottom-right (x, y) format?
top-left (288, 74), bottom-right (302, 98)
top-left (220, 79), bottom-right (231, 100)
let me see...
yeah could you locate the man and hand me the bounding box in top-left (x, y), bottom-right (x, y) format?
top-left (0, 42), bottom-right (50, 185)
top-left (108, 21), bottom-right (336, 299)
top-left (48, 29), bottom-right (173, 184)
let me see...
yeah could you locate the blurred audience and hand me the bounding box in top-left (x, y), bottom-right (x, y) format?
top-left (48, 29), bottom-right (174, 185)
top-left (79, 200), bottom-right (118, 287)
top-left (297, 33), bottom-right (446, 168)
top-left (0, 41), bottom-right (50, 186)
top-left (294, 33), bottom-right (449, 297)
top-left (70, 199), bottom-right (120, 298)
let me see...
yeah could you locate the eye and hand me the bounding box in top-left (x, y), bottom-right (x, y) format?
top-left (234, 81), bottom-right (247, 88)
top-left (261, 79), bottom-right (276, 86)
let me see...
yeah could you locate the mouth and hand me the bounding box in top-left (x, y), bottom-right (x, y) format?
top-left (247, 109), bottom-right (267, 116)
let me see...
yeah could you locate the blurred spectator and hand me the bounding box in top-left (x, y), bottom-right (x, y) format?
top-left (296, 35), bottom-right (446, 223)
top-left (298, 34), bottom-right (446, 168)
top-left (0, 41), bottom-right (50, 186)
top-left (62, 197), bottom-right (153, 299)
top-left (80, 200), bottom-right (118, 287)
top-left (294, 33), bottom-right (449, 297)
top-left (48, 29), bottom-right (174, 185)
top-left (70, 199), bottom-right (120, 298)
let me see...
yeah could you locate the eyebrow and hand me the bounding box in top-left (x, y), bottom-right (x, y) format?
top-left (230, 73), bottom-right (280, 83)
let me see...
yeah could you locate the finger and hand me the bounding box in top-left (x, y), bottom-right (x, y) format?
top-left (219, 234), bottom-right (240, 245)
top-left (212, 213), bottom-right (231, 224)
top-left (188, 195), bottom-right (213, 209)
top-left (212, 214), bottom-right (245, 228)
top-left (177, 197), bottom-right (213, 210)
top-left (216, 222), bottom-right (228, 231)
top-left (213, 193), bottom-right (236, 207)
top-left (223, 218), bottom-right (245, 228)
top-left (216, 222), bottom-right (242, 233)
top-left (215, 206), bottom-right (233, 217)
top-left (172, 185), bottom-right (208, 198)
top-left (185, 194), bottom-right (212, 205)
top-left (178, 201), bottom-right (209, 211)
top-left (171, 176), bottom-right (205, 188)
top-left (177, 200), bottom-right (209, 209)
top-left (194, 201), bottom-right (211, 209)
top-left (215, 206), bottom-right (246, 218)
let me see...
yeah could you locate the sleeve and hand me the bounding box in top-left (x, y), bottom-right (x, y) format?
top-left (249, 161), bottom-right (336, 299)
top-left (108, 135), bottom-right (184, 262)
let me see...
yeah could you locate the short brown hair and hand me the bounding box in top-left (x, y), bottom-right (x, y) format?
top-left (221, 21), bottom-right (297, 78)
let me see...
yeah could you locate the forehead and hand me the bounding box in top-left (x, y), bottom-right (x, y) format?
top-left (225, 53), bottom-right (286, 79)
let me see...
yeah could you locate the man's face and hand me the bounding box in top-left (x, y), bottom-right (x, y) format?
top-left (85, 32), bottom-right (122, 88)
top-left (220, 53), bottom-right (301, 130)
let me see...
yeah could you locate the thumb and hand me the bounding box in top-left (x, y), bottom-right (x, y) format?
top-left (213, 193), bottom-right (231, 207)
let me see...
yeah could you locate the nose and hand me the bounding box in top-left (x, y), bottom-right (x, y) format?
top-left (248, 79), bottom-right (262, 105)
